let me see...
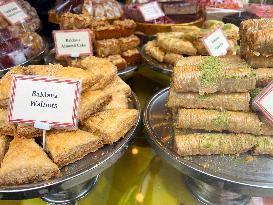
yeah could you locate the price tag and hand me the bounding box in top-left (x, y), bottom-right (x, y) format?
top-left (202, 28), bottom-right (230, 56)
top-left (8, 75), bottom-right (81, 128)
top-left (0, 0), bottom-right (28, 25)
top-left (254, 83), bottom-right (273, 124)
top-left (53, 29), bottom-right (93, 58)
top-left (139, 1), bottom-right (165, 22)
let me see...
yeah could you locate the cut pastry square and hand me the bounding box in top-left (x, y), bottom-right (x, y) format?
top-left (28, 64), bottom-right (99, 92)
top-left (79, 89), bottom-right (112, 122)
top-left (0, 109), bottom-right (15, 136)
top-left (103, 91), bottom-right (128, 110)
top-left (121, 48), bottom-right (141, 66)
top-left (0, 66), bottom-right (27, 108)
top-left (102, 76), bottom-right (131, 96)
top-left (0, 138), bottom-right (60, 185)
top-left (46, 130), bottom-right (103, 168)
top-left (0, 135), bottom-right (11, 162)
top-left (77, 57), bottom-right (117, 90)
top-left (16, 123), bottom-right (42, 138)
top-left (106, 55), bottom-right (127, 70)
top-left (84, 109), bottom-right (138, 144)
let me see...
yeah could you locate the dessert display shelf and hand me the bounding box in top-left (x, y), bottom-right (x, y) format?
top-left (0, 91), bottom-right (141, 203)
top-left (143, 88), bottom-right (273, 205)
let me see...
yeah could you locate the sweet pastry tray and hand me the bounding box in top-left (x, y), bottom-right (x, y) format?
top-left (141, 46), bottom-right (172, 76)
top-left (143, 87), bottom-right (273, 197)
top-left (0, 92), bottom-right (141, 200)
top-left (44, 49), bottom-right (138, 78)
top-left (0, 39), bottom-right (49, 78)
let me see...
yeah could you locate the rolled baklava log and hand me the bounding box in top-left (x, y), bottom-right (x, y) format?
top-left (176, 109), bottom-right (262, 135)
top-left (255, 68), bottom-right (273, 87)
top-left (246, 28), bottom-right (273, 55)
top-left (175, 133), bottom-right (256, 156)
top-left (167, 88), bottom-right (250, 112)
top-left (173, 66), bottom-right (256, 94)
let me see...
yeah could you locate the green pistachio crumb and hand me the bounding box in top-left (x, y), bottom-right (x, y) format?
top-left (199, 57), bottom-right (224, 86)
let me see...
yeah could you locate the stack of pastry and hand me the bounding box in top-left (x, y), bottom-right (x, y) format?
top-left (0, 0), bottom-right (41, 32)
top-left (240, 19), bottom-right (273, 68)
top-left (144, 20), bottom-right (239, 66)
top-left (167, 56), bottom-right (273, 156)
top-left (0, 57), bottom-right (139, 185)
top-left (60, 13), bottom-right (141, 70)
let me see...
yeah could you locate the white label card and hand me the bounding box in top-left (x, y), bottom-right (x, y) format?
top-left (53, 29), bottom-right (93, 57)
top-left (8, 75), bottom-right (81, 128)
top-left (0, 0), bottom-right (28, 25)
top-left (139, 1), bottom-right (165, 22)
top-left (254, 83), bottom-right (273, 123)
top-left (202, 28), bottom-right (230, 56)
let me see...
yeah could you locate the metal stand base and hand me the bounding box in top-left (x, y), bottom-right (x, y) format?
top-left (185, 177), bottom-right (251, 205)
top-left (41, 175), bottom-right (99, 205)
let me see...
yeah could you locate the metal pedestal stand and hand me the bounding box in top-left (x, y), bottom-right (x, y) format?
top-left (185, 177), bottom-right (250, 205)
top-left (42, 175), bottom-right (99, 205)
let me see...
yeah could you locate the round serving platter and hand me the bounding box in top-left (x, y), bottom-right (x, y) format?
top-left (0, 92), bottom-right (141, 201)
top-left (143, 87), bottom-right (273, 204)
top-left (0, 39), bottom-right (49, 78)
top-left (141, 45), bottom-right (173, 76)
top-left (44, 49), bottom-right (139, 78)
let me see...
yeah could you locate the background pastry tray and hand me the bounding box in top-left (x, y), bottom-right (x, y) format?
top-left (141, 45), bottom-right (173, 76)
top-left (44, 49), bottom-right (138, 78)
top-left (0, 39), bottom-right (49, 78)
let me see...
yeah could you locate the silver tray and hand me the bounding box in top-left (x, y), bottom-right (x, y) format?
top-left (0, 92), bottom-right (141, 200)
top-left (143, 87), bottom-right (273, 198)
top-left (141, 45), bottom-right (172, 76)
top-left (0, 39), bottom-right (49, 78)
top-left (44, 49), bottom-right (138, 78)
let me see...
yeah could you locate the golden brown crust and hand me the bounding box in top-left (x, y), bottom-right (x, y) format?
top-left (176, 109), bottom-right (261, 135)
top-left (27, 64), bottom-right (99, 92)
top-left (94, 19), bottom-right (136, 40)
top-left (0, 109), bottom-right (15, 136)
top-left (0, 135), bottom-right (11, 163)
top-left (102, 76), bottom-right (131, 96)
top-left (76, 56), bottom-right (117, 90)
top-left (106, 55), bottom-right (127, 70)
top-left (121, 49), bottom-right (141, 66)
top-left (59, 13), bottom-right (109, 30)
top-left (103, 92), bottom-right (128, 110)
top-left (46, 130), bottom-right (103, 168)
top-left (0, 138), bottom-right (60, 185)
top-left (16, 124), bottom-right (42, 138)
top-left (175, 133), bottom-right (256, 156)
top-left (84, 109), bottom-right (138, 144)
top-left (95, 35), bottom-right (140, 57)
top-left (0, 66), bottom-right (27, 108)
top-left (79, 89), bottom-right (112, 121)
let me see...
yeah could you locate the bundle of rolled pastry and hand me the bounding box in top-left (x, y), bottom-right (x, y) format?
top-left (175, 133), bottom-right (256, 156)
top-left (173, 56), bottom-right (258, 94)
top-left (167, 88), bottom-right (250, 112)
top-left (175, 132), bottom-right (273, 156)
top-left (240, 19), bottom-right (273, 68)
top-left (176, 108), bottom-right (262, 135)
